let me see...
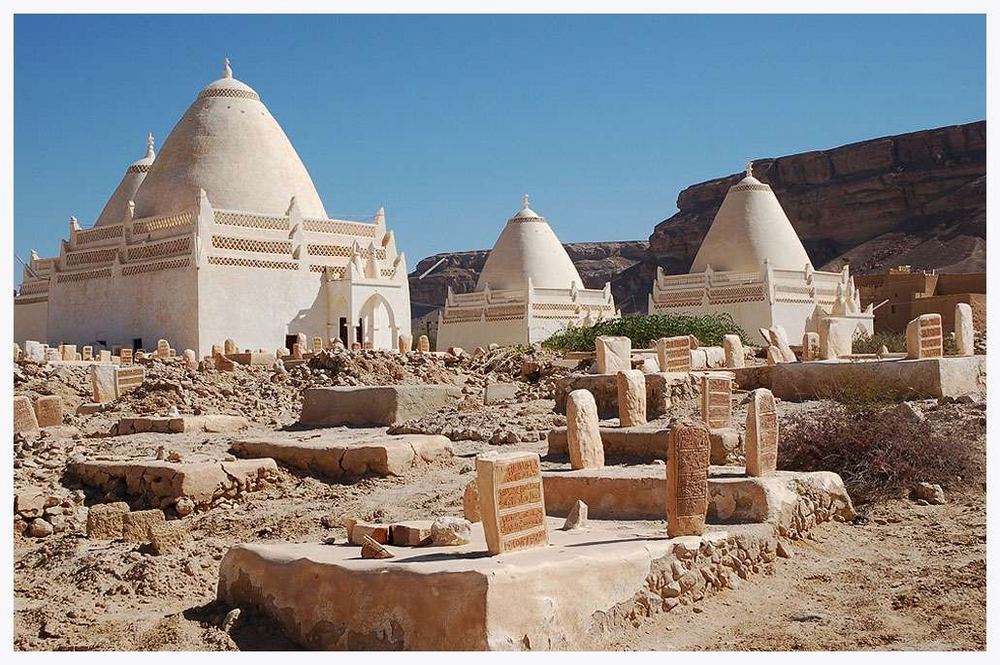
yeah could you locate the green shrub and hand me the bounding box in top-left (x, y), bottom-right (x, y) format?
top-left (542, 313), bottom-right (748, 352)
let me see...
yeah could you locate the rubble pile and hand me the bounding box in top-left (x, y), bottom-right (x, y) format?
top-left (389, 396), bottom-right (566, 444)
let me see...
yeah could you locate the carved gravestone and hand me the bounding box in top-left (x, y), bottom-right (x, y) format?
top-left (616, 369), bottom-right (647, 427)
top-left (120, 348), bottom-right (133, 365)
top-left (595, 335), bottom-right (631, 374)
top-left (33, 395), bottom-right (62, 428)
top-left (291, 343), bottom-right (303, 360)
top-left (800, 332), bottom-right (820, 361)
top-left (398, 333), bottom-right (413, 353)
top-left (13, 396), bottom-right (39, 434)
top-left (91, 365), bottom-right (117, 403)
top-left (745, 388), bottom-right (778, 477)
top-left (45, 348), bottom-right (61, 363)
top-left (700, 372), bottom-right (732, 429)
top-left (82, 346), bottom-right (93, 361)
top-left (417, 335), bottom-right (431, 353)
top-left (722, 334), bottom-right (745, 369)
top-left (906, 313), bottom-right (943, 359)
top-left (476, 451), bottom-right (549, 555)
top-left (24, 340), bottom-right (45, 362)
top-left (665, 420), bottom-right (711, 537)
top-left (224, 339), bottom-right (239, 356)
top-left (566, 389), bottom-right (604, 469)
top-left (657, 336), bottom-right (691, 373)
top-left (115, 366), bottom-right (146, 396)
top-left (819, 317), bottom-right (854, 359)
top-left (156, 339), bottom-right (170, 358)
top-left (61, 344), bottom-right (77, 361)
top-left (768, 326), bottom-right (797, 362)
top-left (312, 336), bottom-right (323, 354)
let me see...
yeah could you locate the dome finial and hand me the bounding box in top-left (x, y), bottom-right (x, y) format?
top-left (222, 57), bottom-right (232, 79)
top-left (745, 161), bottom-right (754, 179)
top-left (145, 132), bottom-right (155, 159)
top-left (522, 193), bottom-right (530, 209)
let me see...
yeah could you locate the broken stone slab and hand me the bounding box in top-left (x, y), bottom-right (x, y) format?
top-left (217, 517), bottom-right (784, 650)
top-left (13, 396), bottom-right (39, 434)
top-left (594, 335), bottom-right (632, 374)
top-left (361, 535), bottom-right (395, 559)
top-left (732, 355), bottom-right (986, 401)
top-left (87, 501), bottom-right (131, 539)
top-left (300, 385), bottom-right (462, 427)
top-left (230, 431), bottom-right (453, 478)
top-left (111, 414), bottom-right (249, 436)
top-left (562, 500), bottom-right (588, 530)
top-left (33, 395), bottom-right (63, 428)
top-left (227, 351), bottom-right (275, 367)
top-left (390, 520), bottom-right (433, 547)
top-left (554, 372), bottom-right (691, 420)
top-left (547, 424), bottom-right (740, 466)
top-left (350, 521), bottom-right (390, 545)
top-left (67, 458), bottom-right (279, 512)
top-left (541, 464), bottom-right (855, 534)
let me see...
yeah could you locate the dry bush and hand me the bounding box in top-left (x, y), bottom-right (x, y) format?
top-left (779, 403), bottom-right (978, 505)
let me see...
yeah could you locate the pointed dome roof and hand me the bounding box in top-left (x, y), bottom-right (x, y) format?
top-left (690, 164), bottom-right (813, 273)
top-left (94, 133), bottom-right (156, 227)
top-left (476, 195), bottom-right (583, 291)
top-left (131, 59), bottom-right (327, 219)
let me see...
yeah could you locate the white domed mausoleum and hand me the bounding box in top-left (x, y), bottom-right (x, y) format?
top-left (14, 61), bottom-right (411, 355)
top-left (648, 164), bottom-right (873, 342)
top-left (435, 196), bottom-right (618, 349)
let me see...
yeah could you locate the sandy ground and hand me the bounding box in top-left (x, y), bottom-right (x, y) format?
top-left (12, 395), bottom-right (987, 651)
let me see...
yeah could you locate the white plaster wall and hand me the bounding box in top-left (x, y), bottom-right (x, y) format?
top-left (13, 300), bottom-right (49, 346)
top-left (436, 317), bottom-right (528, 350)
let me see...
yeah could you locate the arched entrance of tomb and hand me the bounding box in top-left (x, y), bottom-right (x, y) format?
top-left (358, 293), bottom-right (396, 350)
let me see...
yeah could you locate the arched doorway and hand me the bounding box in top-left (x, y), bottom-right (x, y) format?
top-left (358, 293), bottom-right (396, 350)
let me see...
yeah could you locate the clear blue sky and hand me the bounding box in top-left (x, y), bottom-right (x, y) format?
top-left (13, 14), bottom-right (985, 281)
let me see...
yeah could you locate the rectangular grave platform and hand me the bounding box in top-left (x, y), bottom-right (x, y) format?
top-left (300, 385), bottom-right (462, 427)
top-left (218, 517), bottom-right (782, 651)
top-left (553, 372), bottom-right (691, 420)
top-left (547, 425), bottom-right (741, 466)
top-left (541, 465), bottom-right (854, 535)
top-left (732, 355), bottom-right (985, 401)
top-left (230, 430), bottom-right (453, 478)
top-left (111, 414), bottom-right (249, 436)
top-left (67, 457), bottom-right (278, 511)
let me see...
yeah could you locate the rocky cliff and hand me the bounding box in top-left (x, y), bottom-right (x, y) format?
top-left (649, 121), bottom-right (986, 276)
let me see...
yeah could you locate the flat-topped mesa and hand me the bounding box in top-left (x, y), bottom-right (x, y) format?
top-left (13, 60), bottom-right (411, 356)
top-left (650, 164), bottom-right (873, 346)
top-left (436, 196), bottom-right (619, 349)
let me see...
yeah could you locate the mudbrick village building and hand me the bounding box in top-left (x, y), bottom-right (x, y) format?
top-left (13, 60), bottom-right (412, 356)
top-left (435, 196), bottom-right (619, 349)
top-left (649, 164), bottom-right (874, 343)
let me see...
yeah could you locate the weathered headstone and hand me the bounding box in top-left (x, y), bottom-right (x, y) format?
top-left (363, 341), bottom-right (374, 350)
top-left (44, 348), bottom-right (61, 362)
top-left (955, 303), bottom-right (974, 357)
top-left (765, 346), bottom-right (783, 366)
top-left (745, 388), bottom-right (778, 477)
top-left (722, 334), bottom-right (745, 369)
top-left (90, 365), bottom-right (117, 403)
top-left (566, 389), bottom-right (604, 469)
top-left (657, 336), bottom-right (691, 373)
top-left (115, 366), bottom-right (146, 395)
top-left (122, 509), bottom-right (167, 543)
top-left (906, 313), bottom-right (943, 359)
top-left (33, 395), bottom-right (62, 428)
top-left (800, 332), bottom-right (820, 361)
top-left (291, 343), bottom-right (303, 360)
top-left (24, 340), bottom-right (45, 362)
top-left (700, 372), bottom-right (732, 429)
top-left (665, 420), bottom-right (710, 538)
top-left (819, 317), bottom-right (854, 359)
top-left (312, 336), bottom-right (323, 354)
top-left (616, 369), bottom-right (647, 427)
top-left (211, 344), bottom-right (223, 358)
top-left (595, 335), bottom-right (631, 374)
top-left (13, 396), bottom-right (39, 434)
top-left (60, 344), bottom-right (77, 361)
top-left (224, 339), bottom-right (238, 356)
top-left (768, 325), bottom-right (797, 362)
top-left (82, 345), bottom-right (93, 361)
top-left (156, 339), bottom-right (170, 357)
top-left (295, 333), bottom-right (308, 354)
top-left (98, 350), bottom-right (112, 363)
top-left (120, 348), bottom-right (133, 365)
top-left (463, 479), bottom-right (480, 523)
top-left (14, 343), bottom-right (22, 362)
top-left (476, 451), bottom-right (549, 555)
top-left (398, 333), bottom-right (413, 353)
top-left (182, 349), bottom-right (198, 369)
top-left (87, 502), bottom-right (130, 539)
top-left (417, 335), bottom-right (431, 353)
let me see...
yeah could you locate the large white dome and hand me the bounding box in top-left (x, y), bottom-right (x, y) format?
top-left (690, 172), bottom-right (812, 273)
top-left (132, 60), bottom-right (327, 219)
top-left (94, 133), bottom-right (156, 226)
top-left (476, 196), bottom-right (583, 291)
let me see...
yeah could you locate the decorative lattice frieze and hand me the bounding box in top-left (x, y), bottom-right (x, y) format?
top-left (126, 163), bottom-right (151, 174)
top-left (56, 268), bottom-right (112, 283)
top-left (14, 295), bottom-right (48, 305)
top-left (75, 224), bottom-right (124, 245)
top-left (212, 235), bottom-right (292, 255)
top-left (127, 236), bottom-right (191, 262)
top-left (207, 255), bottom-right (297, 271)
top-left (121, 257), bottom-right (191, 277)
top-left (132, 212), bottom-right (193, 235)
top-left (303, 218), bottom-right (378, 237)
top-left (215, 210), bottom-right (289, 231)
top-left (17, 281), bottom-right (49, 296)
top-left (198, 87), bottom-right (260, 101)
top-left (65, 247), bottom-right (118, 266)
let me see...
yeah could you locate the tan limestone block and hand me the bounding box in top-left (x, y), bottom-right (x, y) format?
top-left (156, 339), bottom-right (170, 357)
top-left (182, 349), bottom-right (198, 369)
top-left (120, 348), bottom-right (133, 365)
top-left (722, 334), bottom-right (745, 368)
top-left (665, 420), bottom-right (710, 537)
top-left (595, 335), bottom-right (631, 374)
top-left (312, 336), bottom-right (323, 353)
top-left (90, 365), bottom-right (117, 403)
top-left (745, 388), bottom-right (778, 477)
top-left (768, 325), bottom-right (797, 362)
top-left (657, 336), bottom-right (692, 373)
top-left (122, 509), bottom-right (167, 543)
top-left (463, 479), bottom-right (481, 523)
top-left (14, 396), bottom-right (39, 434)
top-left (360, 535), bottom-right (395, 559)
top-left (476, 451), bottom-right (548, 555)
top-left (417, 335), bottom-right (431, 353)
top-left (566, 389), bottom-right (604, 470)
top-left (389, 520), bottom-right (433, 547)
top-left (906, 313), bottom-right (943, 359)
top-left (819, 317), bottom-right (855, 359)
top-left (616, 369), bottom-right (647, 427)
top-left (955, 303), bottom-right (974, 356)
top-left (765, 346), bottom-right (783, 365)
top-left (350, 522), bottom-right (390, 545)
top-left (87, 502), bottom-right (130, 540)
top-left (82, 345), bottom-right (93, 361)
top-left (61, 344), bottom-right (77, 361)
top-left (699, 372), bottom-right (732, 429)
top-left (800, 332), bottom-right (820, 361)
top-left (33, 395), bottom-right (62, 428)
top-left (398, 333), bottom-right (413, 353)
top-left (148, 521), bottom-right (189, 555)
top-left (224, 339), bottom-right (238, 356)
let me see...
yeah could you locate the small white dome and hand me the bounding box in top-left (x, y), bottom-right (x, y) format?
top-left (94, 133), bottom-right (156, 227)
top-left (476, 195), bottom-right (584, 291)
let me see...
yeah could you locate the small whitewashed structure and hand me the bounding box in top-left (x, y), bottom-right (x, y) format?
top-left (14, 61), bottom-right (411, 355)
top-left (648, 164), bottom-right (873, 344)
top-left (436, 196), bottom-right (618, 349)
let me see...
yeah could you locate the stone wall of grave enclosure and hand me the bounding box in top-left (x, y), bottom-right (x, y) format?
top-left (13, 298), bottom-right (48, 347)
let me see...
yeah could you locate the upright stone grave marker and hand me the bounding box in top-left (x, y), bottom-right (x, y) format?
top-left (398, 333), bottom-right (413, 353)
top-left (156, 339), bottom-right (170, 358)
top-left (98, 350), bottom-right (112, 363)
top-left (120, 348), bottom-right (133, 365)
top-left (595, 335), bottom-right (631, 374)
top-left (955, 303), bottom-right (974, 357)
top-left (745, 388), bottom-right (778, 477)
top-left (700, 372), bottom-right (732, 429)
top-left (34, 395), bottom-right (63, 427)
top-left (417, 335), bottom-right (430, 353)
top-left (224, 339), bottom-right (239, 356)
top-left (800, 332), bottom-right (820, 361)
top-left (665, 420), bottom-right (710, 537)
top-left (312, 337), bottom-right (323, 354)
top-left (82, 346), bottom-right (93, 361)
top-left (722, 334), bottom-right (745, 369)
top-left (906, 313), bottom-right (943, 359)
top-left (61, 344), bottom-right (77, 361)
top-left (24, 340), bottom-right (45, 362)
top-left (768, 325), bottom-right (797, 362)
top-left (115, 366), bottom-right (146, 396)
top-left (476, 451), bottom-right (549, 555)
top-left (566, 389), bottom-right (604, 469)
top-left (13, 396), bottom-right (40, 434)
top-left (657, 336), bottom-right (691, 373)
top-left (616, 369), bottom-right (647, 427)
top-left (91, 365), bottom-right (117, 403)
